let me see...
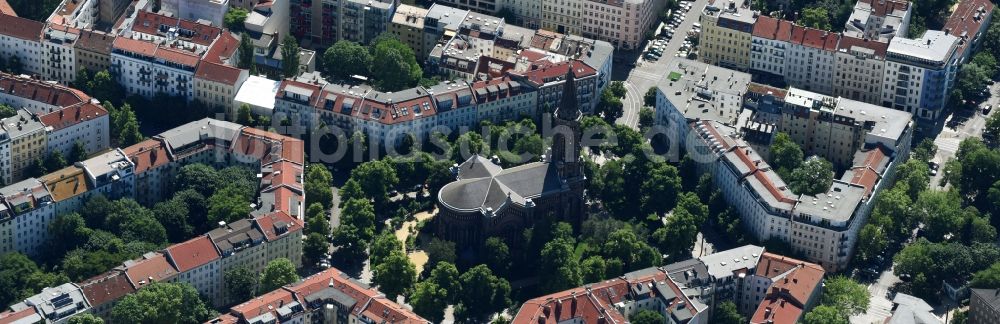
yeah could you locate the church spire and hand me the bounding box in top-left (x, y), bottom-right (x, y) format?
top-left (556, 63), bottom-right (580, 121)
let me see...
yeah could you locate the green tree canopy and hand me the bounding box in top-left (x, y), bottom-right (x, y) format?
top-left (305, 165), bottom-right (334, 209)
top-left (410, 281), bottom-right (448, 322)
top-left (280, 36), bottom-right (301, 77)
top-left (372, 252), bottom-right (416, 299)
top-left (259, 258), bottom-right (299, 293)
top-left (972, 262), bottom-right (1000, 289)
top-left (630, 309), bottom-right (666, 324)
top-left (323, 40), bottom-right (372, 79)
top-left (303, 233), bottom-right (329, 265)
top-left (714, 301), bottom-right (746, 324)
top-left (224, 266), bottom-right (259, 302)
top-left (0, 253), bottom-right (69, 307)
top-left (789, 157), bottom-right (834, 195)
top-left (822, 276), bottom-right (870, 315)
top-left (456, 265), bottom-right (511, 322)
top-left (369, 34), bottom-right (422, 91)
top-left (483, 237), bottom-right (510, 276)
top-left (109, 282), bottom-right (212, 324)
top-left (802, 305), bottom-right (848, 324)
top-left (68, 313), bottom-right (104, 324)
top-left (800, 7), bottom-right (833, 30)
top-left (770, 132), bottom-right (803, 178)
top-left (224, 7), bottom-right (248, 31)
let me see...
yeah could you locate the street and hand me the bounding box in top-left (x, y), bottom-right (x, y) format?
top-left (614, 0), bottom-right (710, 129)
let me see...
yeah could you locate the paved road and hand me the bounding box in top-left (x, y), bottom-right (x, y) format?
top-left (851, 266), bottom-right (901, 324)
top-left (615, 0), bottom-right (709, 129)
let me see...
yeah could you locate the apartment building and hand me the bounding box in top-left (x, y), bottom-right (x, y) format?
top-left (653, 59), bottom-right (751, 145)
top-left (699, 0), bottom-right (757, 72)
top-left (842, 0), bottom-right (910, 42)
top-left (943, 0), bottom-right (995, 64)
top-left (74, 30), bottom-right (115, 73)
top-left (541, 0), bottom-right (582, 36)
top-left (77, 269), bottom-right (134, 317)
top-left (290, 0), bottom-right (397, 48)
top-left (515, 246), bottom-right (825, 324)
top-left (2, 283), bottom-right (90, 323)
top-left (194, 61), bottom-right (249, 113)
top-left (832, 36), bottom-right (888, 104)
top-left (0, 73), bottom-right (93, 115)
top-left (3, 179), bottom-right (55, 257)
top-left (0, 14), bottom-right (44, 77)
top-left (436, 0), bottom-right (498, 14)
top-left (580, 0), bottom-right (665, 50)
top-left (1, 110), bottom-right (48, 182)
top-left (784, 25), bottom-right (839, 95)
top-left (472, 77), bottom-right (536, 123)
top-left (498, 0), bottom-right (541, 28)
top-left (880, 30), bottom-right (959, 121)
top-left (40, 103), bottom-right (109, 160)
top-left (390, 4), bottom-right (430, 59)
top-left (750, 16), bottom-right (792, 78)
top-left (423, 4), bottom-right (472, 62)
top-left (39, 27), bottom-right (79, 85)
top-left (209, 267), bottom-right (430, 324)
top-left (971, 288), bottom-right (1000, 324)
top-left (160, 0), bottom-right (229, 27)
top-left (510, 60), bottom-right (598, 114)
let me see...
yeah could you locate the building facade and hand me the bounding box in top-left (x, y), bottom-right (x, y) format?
top-left (880, 30), bottom-right (959, 121)
top-left (832, 36), bottom-right (888, 104)
top-left (699, 1), bottom-right (756, 72)
top-left (971, 288), bottom-right (1000, 324)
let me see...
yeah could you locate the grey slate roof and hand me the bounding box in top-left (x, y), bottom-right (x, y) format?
top-left (972, 288), bottom-right (1000, 311)
top-left (439, 156), bottom-right (566, 213)
top-left (888, 293), bottom-right (941, 324)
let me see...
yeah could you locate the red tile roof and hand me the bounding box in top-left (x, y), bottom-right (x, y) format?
top-left (858, 0), bottom-right (910, 16)
top-left (747, 83), bottom-right (788, 100)
top-left (0, 72), bottom-right (91, 108)
top-left (203, 31), bottom-right (239, 64)
top-left (837, 35), bottom-right (889, 57)
top-left (74, 30), bottom-right (114, 55)
top-left (39, 103), bottom-right (108, 131)
top-left (287, 268), bottom-right (428, 324)
top-left (848, 146), bottom-right (888, 197)
top-left (514, 269), bottom-right (697, 324)
top-left (240, 126), bottom-right (305, 164)
top-left (753, 16), bottom-right (793, 41)
top-left (123, 139), bottom-right (172, 174)
top-left (0, 0), bottom-right (15, 16)
top-left (0, 307), bottom-right (38, 324)
top-left (230, 289), bottom-right (297, 321)
top-left (512, 60), bottom-right (597, 88)
top-left (131, 11), bottom-right (222, 46)
top-left (944, 0), bottom-right (995, 58)
top-left (155, 47), bottom-right (200, 67)
top-left (790, 25), bottom-right (840, 51)
top-left (263, 160), bottom-right (302, 192)
top-left (165, 236), bottom-right (220, 272)
top-left (750, 253), bottom-right (825, 324)
top-left (0, 13), bottom-right (42, 41)
top-left (113, 37), bottom-right (158, 57)
top-left (124, 253), bottom-right (180, 289)
top-left (79, 270), bottom-right (136, 308)
top-left (254, 211), bottom-right (303, 241)
top-left (195, 61), bottom-right (244, 85)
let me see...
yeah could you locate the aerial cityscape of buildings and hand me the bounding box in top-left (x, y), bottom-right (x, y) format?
top-left (0, 0), bottom-right (996, 322)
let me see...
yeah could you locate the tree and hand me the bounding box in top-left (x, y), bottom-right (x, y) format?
top-left (788, 157), bottom-right (834, 195)
top-left (608, 81), bottom-right (627, 98)
top-left (770, 132), bottom-right (803, 178)
top-left (238, 33), bottom-right (255, 69)
top-left (369, 34), bottom-right (422, 91)
top-left (630, 309), bottom-right (666, 324)
top-left (47, 213), bottom-right (90, 256)
top-left (224, 7), bottom-right (249, 31)
top-left (598, 88), bottom-right (624, 121)
top-left (70, 141), bottom-right (88, 163)
top-left (429, 262), bottom-right (461, 303)
top-left (855, 224), bottom-right (887, 264)
top-left (26, 157), bottom-right (46, 178)
top-left (539, 237), bottom-right (583, 293)
top-left (0, 104), bottom-right (16, 119)
top-left (581, 256), bottom-right (607, 283)
top-left (424, 238), bottom-right (456, 271)
top-left (605, 228), bottom-right (661, 270)
top-left (110, 282), bottom-right (212, 324)
top-left (714, 301), bottom-right (745, 324)
top-left (913, 190), bottom-right (967, 242)
top-left (259, 258), bottom-right (299, 293)
top-left (483, 237), bottom-right (510, 276)
top-left (280, 35), bottom-right (301, 77)
top-left (174, 163), bottom-right (220, 196)
top-left (0, 253), bottom-right (69, 307)
top-left (654, 208), bottom-right (699, 261)
top-left (225, 267), bottom-right (259, 302)
top-left (972, 262), bottom-right (1000, 289)
top-left (350, 160), bottom-right (399, 208)
top-left (153, 199), bottom-right (192, 242)
top-left (640, 163), bottom-right (681, 215)
top-left (822, 276), bottom-right (870, 315)
top-left (68, 314), bottom-right (104, 324)
top-left (304, 233), bottom-right (329, 265)
top-left (331, 199), bottom-right (376, 259)
top-left (323, 40), bottom-right (372, 79)
top-left (305, 203), bottom-right (331, 236)
top-left (638, 107), bottom-right (655, 129)
top-left (236, 104), bottom-right (254, 126)
top-left (802, 305), bottom-right (848, 324)
top-left (208, 184), bottom-right (253, 224)
top-left (103, 199), bottom-right (167, 245)
top-left (87, 70), bottom-right (119, 102)
top-left (985, 113), bottom-right (1000, 148)
top-left (305, 165), bottom-right (334, 209)
top-left (456, 265), bottom-right (511, 322)
top-left (371, 230), bottom-right (402, 267)
top-left (373, 252), bottom-right (416, 299)
top-left (800, 7), bottom-right (832, 30)
top-left (116, 103), bottom-right (143, 146)
top-left (410, 281), bottom-right (448, 322)
top-left (912, 138), bottom-right (937, 162)
top-left (643, 87), bottom-right (657, 107)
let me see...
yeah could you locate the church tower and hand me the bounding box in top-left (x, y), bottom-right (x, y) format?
top-left (551, 63), bottom-right (584, 180)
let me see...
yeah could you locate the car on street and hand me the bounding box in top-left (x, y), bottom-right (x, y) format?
top-left (928, 161), bottom-right (939, 176)
top-left (984, 104), bottom-right (992, 115)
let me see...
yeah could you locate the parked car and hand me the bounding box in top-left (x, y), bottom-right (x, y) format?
top-left (928, 161), bottom-right (939, 176)
top-left (983, 104), bottom-right (992, 115)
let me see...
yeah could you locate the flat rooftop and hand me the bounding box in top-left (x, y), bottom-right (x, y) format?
top-left (888, 30), bottom-right (959, 63)
top-left (234, 76), bottom-right (280, 110)
top-left (657, 59), bottom-right (751, 125)
top-left (794, 180), bottom-right (866, 223)
top-left (699, 245), bottom-right (764, 279)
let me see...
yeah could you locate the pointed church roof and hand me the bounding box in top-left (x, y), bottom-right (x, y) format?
top-left (555, 63), bottom-right (580, 121)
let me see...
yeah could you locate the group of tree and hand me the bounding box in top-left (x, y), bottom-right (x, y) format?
top-left (224, 8), bottom-right (249, 31)
top-left (220, 258), bottom-right (299, 304)
top-left (410, 262), bottom-right (511, 322)
top-left (370, 231), bottom-right (417, 300)
top-left (596, 83), bottom-right (625, 123)
top-left (109, 282), bottom-right (214, 323)
top-left (6, 0), bottom-right (62, 21)
top-left (322, 34), bottom-right (423, 91)
top-left (952, 51), bottom-right (998, 108)
top-left (894, 239), bottom-right (1000, 299)
top-left (74, 69), bottom-right (125, 104)
top-left (174, 163), bottom-right (259, 230)
top-left (769, 132), bottom-right (834, 195)
top-left (802, 276), bottom-right (870, 324)
top-left (0, 253), bottom-right (69, 308)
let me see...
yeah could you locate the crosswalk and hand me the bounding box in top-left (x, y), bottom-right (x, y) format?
top-left (850, 284), bottom-right (894, 324)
